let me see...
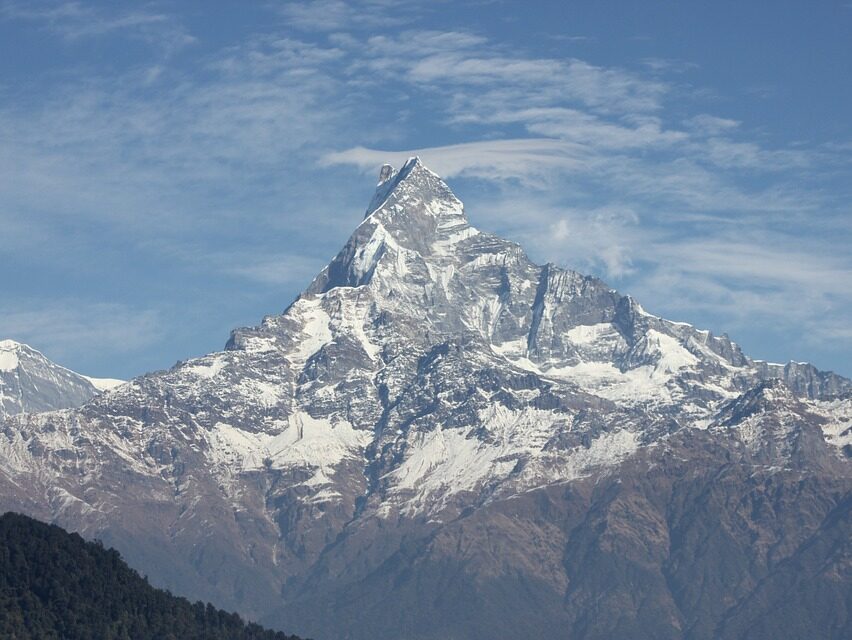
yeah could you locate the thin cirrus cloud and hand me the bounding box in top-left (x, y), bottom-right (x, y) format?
top-left (322, 139), bottom-right (593, 183)
top-left (349, 30), bottom-right (668, 114)
top-left (0, 0), bottom-right (195, 54)
top-left (322, 28), bottom-right (824, 213)
top-left (0, 302), bottom-right (162, 365)
top-left (276, 0), bottom-right (418, 32)
top-left (214, 252), bottom-right (328, 288)
top-left (0, 38), bottom-right (345, 232)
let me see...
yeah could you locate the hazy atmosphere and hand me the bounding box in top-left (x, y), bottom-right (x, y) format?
top-left (2, 0), bottom-right (851, 379)
top-left (2, 5), bottom-right (851, 639)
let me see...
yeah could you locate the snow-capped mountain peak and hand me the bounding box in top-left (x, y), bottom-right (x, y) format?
top-left (364, 156), bottom-right (463, 222)
top-left (0, 339), bottom-right (123, 418)
top-left (307, 157), bottom-right (476, 298)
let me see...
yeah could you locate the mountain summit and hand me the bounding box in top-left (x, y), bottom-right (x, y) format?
top-left (307, 157), bottom-right (473, 293)
top-left (1, 161), bottom-right (850, 640)
top-left (0, 339), bottom-right (123, 419)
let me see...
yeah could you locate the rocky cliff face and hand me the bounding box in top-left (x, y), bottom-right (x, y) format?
top-left (0, 339), bottom-right (123, 419)
top-left (1, 159), bottom-right (850, 639)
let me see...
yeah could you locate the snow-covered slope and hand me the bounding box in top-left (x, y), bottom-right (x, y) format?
top-left (0, 340), bottom-right (123, 418)
top-left (0, 159), bottom-right (849, 640)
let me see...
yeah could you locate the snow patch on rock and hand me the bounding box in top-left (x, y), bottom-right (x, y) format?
top-left (0, 348), bottom-right (20, 372)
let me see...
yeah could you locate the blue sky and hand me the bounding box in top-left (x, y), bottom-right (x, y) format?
top-left (1, 0), bottom-right (851, 379)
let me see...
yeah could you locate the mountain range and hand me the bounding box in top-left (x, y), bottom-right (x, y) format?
top-left (1, 158), bottom-right (850, 639)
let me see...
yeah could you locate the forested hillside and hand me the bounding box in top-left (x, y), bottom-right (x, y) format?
top-left (0, 512), bottom-right (304, 640)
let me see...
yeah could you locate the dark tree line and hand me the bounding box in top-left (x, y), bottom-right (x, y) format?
top-left (0, 512), bottom-right (305, 640)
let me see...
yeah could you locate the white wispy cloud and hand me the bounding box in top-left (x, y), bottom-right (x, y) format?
top-left (349, 30), bottom-right (667, 114)
top-left (640, 57), bottom-right (699, 73)
top-left (0, 301), bottom-right (163, 362)
top-left (684, 114), bottom-right (741, 134)
top-left (478, 197), bottom-right (646, 279)
top-left (319, 27), bottom-right (827, 219)
top-left (1, 1), bottom-right (195, 54)
top-left (275, 0), bottom-right (417, 32)
top-left (322, 139), bottom-right (592, 183)
top-left (210, 252), bottom-right (327, 287)
top-left (0, 34), bottom-right (348, 237)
